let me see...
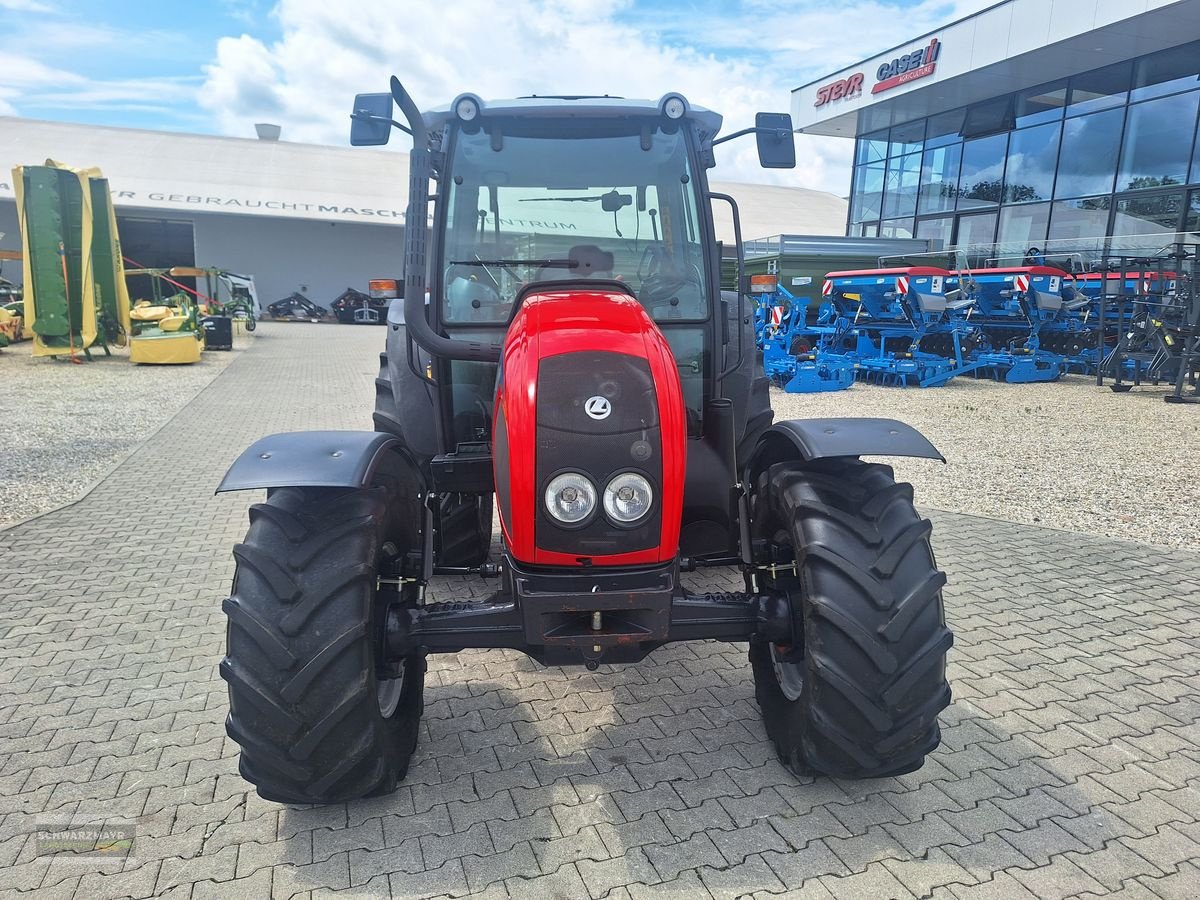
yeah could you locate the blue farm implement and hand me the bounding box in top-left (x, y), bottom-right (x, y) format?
top-left (822, 267), bottom-right (983, 387)
top-left (950, 267), bottom-right (1067, 383)
top-left (758, 285), bottom-right (856, 392)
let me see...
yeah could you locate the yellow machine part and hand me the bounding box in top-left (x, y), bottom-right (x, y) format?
top-left (130, 303), bottom-right (172, 322)
top-left (129, 333), bottom-right (202, 365)
top-left (0, 308), bottom-right (22, 342)
top-left (159, 315), bottom-right (188, 332)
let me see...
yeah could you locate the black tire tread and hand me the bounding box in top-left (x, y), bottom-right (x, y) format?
top-left (223, 485), bottom-right (423, 803)
top-left (750, 458), bottom-right (952, 779)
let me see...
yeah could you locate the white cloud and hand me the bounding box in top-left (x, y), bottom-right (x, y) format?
top-left (0, 0), bottom-right (55, 11)
top-left (198, 0), bottom-right (993, 193)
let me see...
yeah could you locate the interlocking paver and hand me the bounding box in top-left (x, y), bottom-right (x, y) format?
top-left (2, 324), bottom-right (1199, 899)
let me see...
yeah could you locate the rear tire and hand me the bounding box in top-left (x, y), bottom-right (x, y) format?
top-left (222, 474), bottom-right (424, 803)
top-left (750, 457), bottom-right (952, 778)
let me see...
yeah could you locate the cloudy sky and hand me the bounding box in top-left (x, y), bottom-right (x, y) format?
top-left (0, 0), bottom-right (995, 194)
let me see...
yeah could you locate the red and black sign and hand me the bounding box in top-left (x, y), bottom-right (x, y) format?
top-left (872, 37), bottom-right (941, 95)
top-left (814, 72), bottom-right (864, 107)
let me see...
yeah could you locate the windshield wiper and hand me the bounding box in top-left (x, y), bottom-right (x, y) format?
top-left (518, 197), bottom-right (602, 203)
top-left (449, 259), bottom-right (577, 268)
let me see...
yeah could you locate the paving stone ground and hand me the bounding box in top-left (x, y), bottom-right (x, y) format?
top-left (2, 322), bottom-right (1199, 900)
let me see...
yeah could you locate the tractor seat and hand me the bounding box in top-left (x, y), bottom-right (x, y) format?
top-left (536, 244), bottom-right (614, 282)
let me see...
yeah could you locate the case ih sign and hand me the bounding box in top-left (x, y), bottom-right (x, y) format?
top-left (814, 72), bottom-right (864, 107)
top-left (872, 37), bottom-right (941, 94)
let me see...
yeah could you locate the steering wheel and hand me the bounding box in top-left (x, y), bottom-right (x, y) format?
top-left (638, 246), bottom-right (702, 311)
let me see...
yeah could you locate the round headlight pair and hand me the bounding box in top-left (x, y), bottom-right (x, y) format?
top-left (544, 471), bottom-right (653, 526)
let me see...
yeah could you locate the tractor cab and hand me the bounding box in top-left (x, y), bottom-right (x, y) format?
top-left (355, 86), bottom-right (796, 560)
top-left (425, 95), bottom-right (722, 449)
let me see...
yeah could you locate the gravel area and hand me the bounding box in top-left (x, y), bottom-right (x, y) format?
top-left (771, 374), bottom-right (1200, 551)
top-left (0, 333), bottom-right (247, 527)
top-left (3, 325), bottom-right (1197, 550)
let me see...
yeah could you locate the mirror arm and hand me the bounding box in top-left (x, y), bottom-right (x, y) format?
top-left (711, 126), bottom-right (792, 147)
top-left (350, 111), bottom-right (412, 137)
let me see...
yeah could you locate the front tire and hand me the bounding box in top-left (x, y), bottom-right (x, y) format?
top-left (750, 457), bottom-right (952, 778)
top-left (222, 478), bottom-right (424, 803)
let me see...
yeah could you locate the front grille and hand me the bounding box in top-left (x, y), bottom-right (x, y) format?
top-left (535, 351), bottom-right (662, 556)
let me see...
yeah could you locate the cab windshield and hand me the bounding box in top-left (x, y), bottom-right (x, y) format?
top-left (440, 118), bottom-right (710, 324)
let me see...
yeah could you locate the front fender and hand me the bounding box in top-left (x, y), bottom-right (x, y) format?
top-left (216, 431), bottom-right (406, 493)
top-left (746, 417), bottom-right (944, 483)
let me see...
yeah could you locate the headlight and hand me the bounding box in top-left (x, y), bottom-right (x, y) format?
top-left (544, 472), bottom-right (597, 525)
top-left (603, 472), bottom-right (653, 524)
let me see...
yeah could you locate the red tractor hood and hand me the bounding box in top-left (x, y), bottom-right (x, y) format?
top-left (492, 286), bottom-right (686, 566)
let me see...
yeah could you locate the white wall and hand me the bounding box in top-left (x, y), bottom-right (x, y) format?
top-left (191, 212), bottom-right (404, 309)
top-left (0, 200), bottom-right (406, 305)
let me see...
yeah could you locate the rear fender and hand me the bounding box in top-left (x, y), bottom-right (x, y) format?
top-left (745, 417), bottom-right (944, 485)
top-left (217, 430), bottom-right (414, 493)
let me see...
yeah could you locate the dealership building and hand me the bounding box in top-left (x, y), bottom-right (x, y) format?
top-left (0, 117), bottom-right (848, 306)
top-left (792, 0), bottom-right (1200, 260)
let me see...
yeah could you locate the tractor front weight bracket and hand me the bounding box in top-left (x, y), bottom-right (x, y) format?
top-left (385, 557), bottom-right (795, 668)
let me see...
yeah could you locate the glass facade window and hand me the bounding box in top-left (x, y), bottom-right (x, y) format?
top-left (957, 134), bottom-right (1007, 208)
top-left (955, 211), bottom-right (997, 247)
top-left (1015, 81), bottom-right (1067, 127)
top-left (1048, 197), bottom-right (1111, 243)
top-left (1191, 115), bottom-right (1200, 183)
top-left (845, 42), bottom-right (1200, 246)
top-left (856, 129), bottom-right (888, 166)
top-left (925, 109), bottom-right (965, 148)
top-left (1068, 62), bottom-right (1131, 116)
top-left (850, 162), bottom-right (885, 223)
top-left (883, 152), bottom-right (921, 218)
top-left (998, 202), bottom-right (1051, 248)
top-left (1117, 92), bottom-right (1200, 191)
top-left (915, 216), bottom-right (953, 247)
top-left (1113, 191), bottom-right (1185, 237)
top-left (879, 218), bottom-right (914, 238)
top-left (917, 143), bottom-right (961, 214)
top-left (1131, 40), bottom-right (1200, 102)
top-left (889, 120), bottom-right (925, 158)
top-left (1003, 122), bottom-right (1060, 202)
top-left (1055, 107), bottom-right (1122, 198)
top-left (1186, 190), bottom-right (1200, 241)
top-left (962, 97), bottom-right (1014, 138)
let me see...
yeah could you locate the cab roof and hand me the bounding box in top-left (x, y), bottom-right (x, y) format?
top-left (423, 94), bottom-right (724, 141)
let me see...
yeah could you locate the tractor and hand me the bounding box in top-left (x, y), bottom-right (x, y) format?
top-left (216, 79), bottom-right (953, 804)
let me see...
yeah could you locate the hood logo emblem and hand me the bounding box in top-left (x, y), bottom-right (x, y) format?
top-left (584, 396), bottom-right (612, 420)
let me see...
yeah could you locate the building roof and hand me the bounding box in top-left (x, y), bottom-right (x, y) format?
top-left (791, 0), bottom-right (1200, 137)
top-left (0, 117), bottom-right (846, 243)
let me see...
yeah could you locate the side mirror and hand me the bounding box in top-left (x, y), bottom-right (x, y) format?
top-left (350, 93), bottom-right (394, 146)
top-left (755, 112), bottom-right (795, 169)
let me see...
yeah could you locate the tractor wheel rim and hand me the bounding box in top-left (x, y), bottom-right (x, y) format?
top-left (377, 667), bottom-right (405, 718)
top-left (770, 643), bottom-right (805, 702)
